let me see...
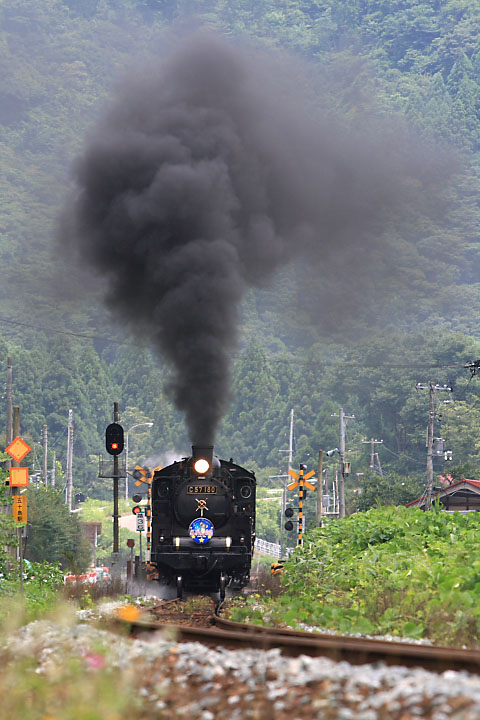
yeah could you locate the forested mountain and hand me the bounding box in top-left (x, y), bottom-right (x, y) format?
top-left (3, 0), bottom-right (480, 500)
top-left (3, 329), bottom-right (480, 499)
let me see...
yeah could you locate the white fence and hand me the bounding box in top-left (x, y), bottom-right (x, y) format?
top-left (254, 537), bottom-right (282, 559)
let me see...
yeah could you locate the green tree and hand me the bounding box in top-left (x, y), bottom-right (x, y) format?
top-left (352, 471), bottom-right (424, 512)
top-left (25, 486), bottom-right (92, 571)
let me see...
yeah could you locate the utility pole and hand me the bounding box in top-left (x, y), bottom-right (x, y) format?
top-left (316, 449), bottom-right (324, 526)
top-left (280, 409), bottom-right (295, 514)
top-left (51, 451), bottom-right (56, 488)
top-left (334, 467), bottom-right (339, 515)
top-left (66, 410), bottom-right (73, 511)
top-left (416, 382), bottom-right (452, 508)
top-left (113, 402), bottom-right (120, 555)
top-left (288, 409), bottom-right (294, 475)
top-left (42, 425), bottom-right (48, 487)
top-left (6, 356), bottom-right (13, 473)
top-left (362, 438), bottom-right (383, 474)
top-left (125, 431), bottom-right (129, 503)
top-left (286, 409), bottom-right (294, 513)
top-left (12, 406), bottom-right (21, 572)
top-left (332, 408), bottom-right (355, 518)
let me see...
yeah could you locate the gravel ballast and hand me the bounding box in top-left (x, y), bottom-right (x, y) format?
top-left (3, 612), bottom-right (480, 719)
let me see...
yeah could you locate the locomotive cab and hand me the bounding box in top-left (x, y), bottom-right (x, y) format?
top-left (150, 446), bottom-right (256, 598)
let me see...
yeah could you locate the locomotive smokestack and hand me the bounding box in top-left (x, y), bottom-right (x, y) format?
top-left (192, 445), bottom-right (214, 466)
top-left (60, 33), bottom-right (449, 446)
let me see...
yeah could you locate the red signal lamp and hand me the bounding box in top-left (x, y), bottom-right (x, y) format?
top-left (105, 422), bottom-right (124, 456)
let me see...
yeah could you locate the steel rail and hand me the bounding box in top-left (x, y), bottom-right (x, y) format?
top-left (110, 612), bottom-right (480, 675)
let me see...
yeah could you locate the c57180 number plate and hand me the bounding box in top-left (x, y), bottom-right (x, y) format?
top-left (188, 485), bottom-right (217, 494)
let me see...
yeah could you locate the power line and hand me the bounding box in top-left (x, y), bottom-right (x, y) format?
top-left (0, 314), bottom-right (135, 347)
top-left (0, 312), bottom-right (474, 371)
top-left (381, 443), bottom-right (425, 466)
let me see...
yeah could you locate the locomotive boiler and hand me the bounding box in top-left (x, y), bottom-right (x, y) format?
top-left (150, 445), bottom-right (256, 598)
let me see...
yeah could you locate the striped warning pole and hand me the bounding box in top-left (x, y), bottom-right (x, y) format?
top-left (288, 464), bottom-right (316, 548)
top-left (146, 471), bottom-right (152, 560)
top-left (298, 464), bottom-right (305, 546)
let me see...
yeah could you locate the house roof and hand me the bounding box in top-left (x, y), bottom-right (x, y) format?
top-left (406, 479), bottom-right (480, 508)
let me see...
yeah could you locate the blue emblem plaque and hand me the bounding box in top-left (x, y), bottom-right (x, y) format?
top-left (189, 517), bottom-right (214, 544)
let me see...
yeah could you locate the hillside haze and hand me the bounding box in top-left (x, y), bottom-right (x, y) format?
top-left (1, 1), bottom-right (480, 493)
top-left (61, 32), bottom-right (453, 443)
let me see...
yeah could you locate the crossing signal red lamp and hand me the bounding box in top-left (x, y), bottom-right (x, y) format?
top-left (106, 422), bottom-right (124, 456)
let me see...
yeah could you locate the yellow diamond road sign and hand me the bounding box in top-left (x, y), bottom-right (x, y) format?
top-left (6, 436), bottom-right (32, 463)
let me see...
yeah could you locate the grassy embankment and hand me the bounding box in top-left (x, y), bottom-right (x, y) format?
top-left (229, 506), bottom-right (480, 647)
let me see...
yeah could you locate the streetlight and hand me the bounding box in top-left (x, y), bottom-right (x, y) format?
top-left (125, 422), bottom-right (154, 502)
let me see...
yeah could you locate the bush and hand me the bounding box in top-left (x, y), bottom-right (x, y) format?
top-left (0, 560), bottom-right (65, 622)
top-left (238, 506), bottom-right (480, 646)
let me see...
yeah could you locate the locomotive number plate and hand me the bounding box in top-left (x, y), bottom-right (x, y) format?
top-left (188, 485), bottom-right (217, 494)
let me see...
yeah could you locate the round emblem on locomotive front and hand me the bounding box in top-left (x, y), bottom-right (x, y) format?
top-left (189, 517), bottom-right (214, 544)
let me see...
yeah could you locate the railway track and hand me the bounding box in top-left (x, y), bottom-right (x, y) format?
top-left (110, 597), bottom-right (480, 675)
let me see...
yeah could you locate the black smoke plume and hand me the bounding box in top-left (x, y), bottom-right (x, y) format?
top-left (60, 33), bottom-right (448, 444)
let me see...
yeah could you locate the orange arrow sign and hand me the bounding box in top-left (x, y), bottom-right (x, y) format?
top-left (305, 469), bottom-right (316, 481)
top-left (287, 481), bottom-right (298, 491)
top-left (289, 469), bottom-right (299, 481)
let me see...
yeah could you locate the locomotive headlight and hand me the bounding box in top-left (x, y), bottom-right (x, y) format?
top-left (194, 458), bottom-right (210, 474)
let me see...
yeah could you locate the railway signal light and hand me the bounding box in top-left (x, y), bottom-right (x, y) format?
top-left (285, 506), bottom-right (295, 531)
top-left (106, 423), bottom-right (124, 456)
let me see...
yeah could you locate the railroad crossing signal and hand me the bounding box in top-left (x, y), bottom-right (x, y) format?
top-left (132, 505), bottom-right (143, 515)
top-left (287, 467), bottom-right (316, 491)
top-left (286, 465), bottom-right (317, 547)
top-left (132, 465), bottom-right (154, 486)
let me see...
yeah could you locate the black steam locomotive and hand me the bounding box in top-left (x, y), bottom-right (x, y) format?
top-left (150, 445), bottom-right (256, 598)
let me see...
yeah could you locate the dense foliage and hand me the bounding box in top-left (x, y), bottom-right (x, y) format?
top-left (25, 487), bottom-right (92, 571)
top-left (3, 1), bottom-right (480, 518)
top-left (233, 506), bottom-right (480, 646)
top-left (1, 329), bottom-right (479, 507)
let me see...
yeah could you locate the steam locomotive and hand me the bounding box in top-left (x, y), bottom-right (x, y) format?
top-left (150, 445), bottom-right (256, 599)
